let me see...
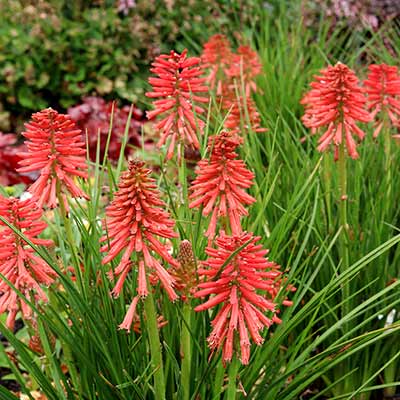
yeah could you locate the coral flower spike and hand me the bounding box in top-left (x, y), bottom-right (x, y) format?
top-left (101, 160), bottom-right (179, 322)
top-left (201, 34), bottom-right (234, 95)
top-left (301, 62), bottom-right (371, 159)
top-left (189, 132), bottom-right (256, 239)
top-left (146, 49), bottom-right (209, 159)
top-left (223, 95), bottom-right (267, 137)
top-left (18, 108), bottom-right (89, 208)
top-left (195, 231), bottom-right (292, 365)
top-left (0, 195), bottom-right (56, 329)
top-left (363, 64), bottom-right (400, 137)
top-left (226, 45), bottom-right (263, 97)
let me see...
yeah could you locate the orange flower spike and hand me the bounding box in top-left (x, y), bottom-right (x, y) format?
top-left (225, 45), bottom-right (263, 97)
top-left (223, 95), bottom-right (267, 137)
top-left (364, 64), bottom-right (400, 137)
top-left (0, 195), bottom-right (56, 329)
top-left (301, 62), bottom-right (371, 159)
top-left (18, 108), bottom-right (89, 208)
top-left (189, 132), bottom-right (255, 239)
top-left (195, 231), bottom-right (293, 365)
top-left (101, 160), bottom-right (178, 304)
top-left (201, 34), bottom-right (234, 95)
top-left (146, 50), bottom-right (209, 159)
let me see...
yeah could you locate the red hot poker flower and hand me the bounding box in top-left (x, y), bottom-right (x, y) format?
top-left (223, 95), bottom-right (267, 137)
top-left (225, 45), bottom-right (263, 97)
top-left (201, 34), bottom-right (234, 95)
top-left (363, 64), bottom-right (400, 137)
top-left (146, 50), bottom-right (209, 159)
top-left (0, 195), bottom-right (55, 329)
top-left (18, 108), bottom-right (89, 208)
top-left (301, 62), bottom-right (371, 159)
top-left (189, 132), bottom-right (255, 239)
top-left (101, 160), bottom-right (178, 313)
top-left (195, 231), bottom-right (291, 365)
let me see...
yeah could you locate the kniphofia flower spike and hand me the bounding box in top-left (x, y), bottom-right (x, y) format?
top-left (363, 64), bottom-right (400, 137)
top-left (201, 34), bottom-right (234, 95)
top-left (0, 195), bottom-right (56, 329)
top-left (101, 160), bottom-right (178, 329)
top-left (223, 95), bottom-right (267, 137)
top-left (18, 108), bottom-right (89, 208)
top-left (226, 45), bottom-right (263, 97)
top-left (195, 231), bottom-right (292, 364)
top-left (189, 132), bottom-right (256, 239)
top-left (146, 50), bottom-right (209, 159)
top-left (301, 62), bottom-right (371, 159)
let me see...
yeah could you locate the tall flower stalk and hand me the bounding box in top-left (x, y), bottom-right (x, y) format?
top-left (301, 62), bottom-right (370, 323)
top-left (17, 108), bottom-right (90, 284)
top-left (101, 159), bottom-right (179, 400)
top-left (364, 64), bottom-right (400, 398)
top-left (174, 240), bottom-right (197, 400)
top-left (0, 195), bottom-right (55, 329)
top-left (364, 64), bottom-right (400, 201)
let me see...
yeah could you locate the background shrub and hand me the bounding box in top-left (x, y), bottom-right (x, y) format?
top-left (0, 0), bottom-right (262, 131)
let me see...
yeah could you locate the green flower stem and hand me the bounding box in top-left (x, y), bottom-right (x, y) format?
top-left (382, 113), bottom-right (395, 398)
top-left (323, 152), bottom-right (333, 231)
top-left (336, 141), bottom-right (352, 394)
top-left (383, 113), bottom-right (392, 212)
top-left (178, 144), bottom-right (188, 204)
top-left (144, 289), bottom-right (166, 400)
top-left (56, 184), bottom-right (83, 290)
top-left (181, 302), bottom-right (192, 400)
top-left (338, 142), bottom-right (350, 315)
top-left (226, 356), bottom-right (240, 400)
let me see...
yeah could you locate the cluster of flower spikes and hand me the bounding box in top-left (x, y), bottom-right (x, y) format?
top-left (201, 35), bottom-right (266, 139)
top-left (17, 108), bottom-right (89, 208)
top-left (301, 62), bottom-right (371, 159)
top-left (188, 128), bottom-right (293, 364)
top-left (0, 195), bottom-right (56, 329)
top-left (363, 64), bottom-right (400, 137)
top-left (100, 159), bottom-right (179, 331)
top-left (194, 231), bottom-right (293, 365)
top-left (146, 49), bottom-right (209, 160)
top-left (189, 131), bottom-right (256, 239)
